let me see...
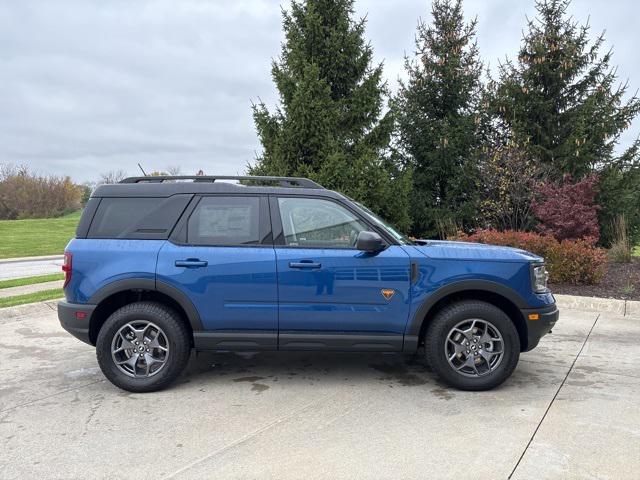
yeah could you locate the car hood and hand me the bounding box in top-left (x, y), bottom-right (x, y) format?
top-left (410, 240), bottom-right (543, 263)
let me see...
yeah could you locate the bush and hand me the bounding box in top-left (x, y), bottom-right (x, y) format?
top-left (458, 229), bottom-right (557, 257)
top-left (532, 174), bottom-right (600, 243)
top-left (455, 229), bottom-right (607, 285)
top-left (0, 164), bottom-right (82, 219)
top-left (547, 240), bottom-right (608, 285)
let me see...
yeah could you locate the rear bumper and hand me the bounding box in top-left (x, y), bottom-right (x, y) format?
top-left (521, 302), bottom-right (559, 351)
top-left (58, 301), bottom-right (96, 346)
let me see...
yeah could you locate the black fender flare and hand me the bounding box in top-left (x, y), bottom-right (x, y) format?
top-left (403, 280), bottom-right (527, 351)
top-left (88, 278), bottom-right (203, 331)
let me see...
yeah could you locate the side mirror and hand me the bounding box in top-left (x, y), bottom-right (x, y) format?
top-left (356, 231), bottom-right (385, 253)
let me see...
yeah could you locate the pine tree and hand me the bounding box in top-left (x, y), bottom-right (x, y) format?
top-left (493, 0), bottom-right (640, 244)
top-left (394, 0), bottom-right (483, 238)
top-left (493, 0), bottom-right (640, 178)
top-left (250, 0), bottom-right (411, 230)
top-left (598, 148), bottom-right (640, 245)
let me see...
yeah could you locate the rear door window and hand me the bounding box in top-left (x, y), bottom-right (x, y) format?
top-left (187, 196), bottom-right (261, 245)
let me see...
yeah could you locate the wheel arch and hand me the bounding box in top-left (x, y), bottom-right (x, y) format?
top-left (405, 281), bottom-right (528, 353)
top-left (87, 278), bottom-right (202, 345)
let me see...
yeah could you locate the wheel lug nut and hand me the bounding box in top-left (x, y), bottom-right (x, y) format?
top-left (135, 341), bottom-right (139, 345)
top-left (466, 350), bottom-right (470, 354)
top-left (146, 348), bottom-right (149, 352)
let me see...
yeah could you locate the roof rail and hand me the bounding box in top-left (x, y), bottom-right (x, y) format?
top-left (119, 175), bottom-right (324, 189)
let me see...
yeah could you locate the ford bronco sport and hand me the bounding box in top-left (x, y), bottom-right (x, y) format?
top-left (58, 175), bottom-right (558, 392)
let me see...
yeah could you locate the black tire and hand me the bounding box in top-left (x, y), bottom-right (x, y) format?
top-left (424, 300), bottom-right (520, 391)
top-left (96, 301), bottom-right (191, 393)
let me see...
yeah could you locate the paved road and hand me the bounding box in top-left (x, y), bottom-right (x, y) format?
top-left (0, 256), bottom-right (63, 281)
top-left (0, 303), bottom-right (638, 479)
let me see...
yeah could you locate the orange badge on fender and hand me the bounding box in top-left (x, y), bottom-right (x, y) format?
top-left (381, 289), bottom-right (395, 300)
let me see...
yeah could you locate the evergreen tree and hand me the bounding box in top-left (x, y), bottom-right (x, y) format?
top-left (394, 0), bottom-right (483, 238)
top-left (250, 0), bottom-right (411, 230)
top-left (493, 0), bottom-right (640, 243)
top-left (494, 0), bottom-right (640, 177)
top-left (598, 150), bottom-right (640, 245)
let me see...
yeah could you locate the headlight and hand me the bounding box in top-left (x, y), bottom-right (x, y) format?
top-left (532, 264), bottom-right (549, 293)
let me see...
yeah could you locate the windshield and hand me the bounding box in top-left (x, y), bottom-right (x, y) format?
top-left (354, 201), bottom-right (413, 245)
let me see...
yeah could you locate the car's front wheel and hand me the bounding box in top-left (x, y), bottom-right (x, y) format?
top-left (424, 300), bottom-right (520, 391)
top-left (96, 301), bottom-right (191, 392)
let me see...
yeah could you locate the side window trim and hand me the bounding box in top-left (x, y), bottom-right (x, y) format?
top-left (268, 195), bottom-right (285, 246)
top-left (169, 194), bottom-right (272, 247)
top-left (268, 194), bottom-right (393, 249)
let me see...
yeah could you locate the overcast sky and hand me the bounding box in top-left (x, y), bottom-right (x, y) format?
top-left (1, 0), bottom-right (638, 183)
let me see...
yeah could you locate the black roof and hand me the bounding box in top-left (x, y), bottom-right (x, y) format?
top-left (92, 175), bottom-right (343, 199)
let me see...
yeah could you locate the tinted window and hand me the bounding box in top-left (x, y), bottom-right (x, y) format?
top-left (88, 198), bottom-right (159, 238)
top-left (87, 195), bottom-right (191, 239)
top-left (188, 196), bottom-right (260, 245)
top-left (76, 197), bottom-right (100, 238)
top-left (277, 197), bottom-right (367, 248)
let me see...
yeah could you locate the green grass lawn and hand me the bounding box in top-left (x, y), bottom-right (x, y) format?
top-left (0, 288), bottom-right (64, 308)
top-left (0, 211), bottom-right (81, 259)
top-left (0, 273), bottom-right (65, 289)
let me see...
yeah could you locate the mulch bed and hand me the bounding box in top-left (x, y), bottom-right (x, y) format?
top-left (550, 258), bottom-right (640, 301)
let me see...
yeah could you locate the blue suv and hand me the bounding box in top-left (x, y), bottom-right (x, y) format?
top-left (58, 175), bottom-right (558, 392)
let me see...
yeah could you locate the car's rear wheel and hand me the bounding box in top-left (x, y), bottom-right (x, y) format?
top-left (96, 301), bottom-right (191, 392)
top-left (424, 300), bottom-right (520, 391)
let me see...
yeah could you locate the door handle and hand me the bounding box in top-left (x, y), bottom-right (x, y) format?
top-left (289, 261), bottom-right (322, 269)
top-left (175, 259), bottom-right (208, 268)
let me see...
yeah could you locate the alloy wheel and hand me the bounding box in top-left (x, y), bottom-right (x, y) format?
top-left (111, 320), bottom-right (169, 378)
top-left (444, 318), bottom-right (504, 377)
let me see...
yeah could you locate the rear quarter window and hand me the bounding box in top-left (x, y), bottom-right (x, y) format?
top-left (88, 195), bottom-right (191, 239)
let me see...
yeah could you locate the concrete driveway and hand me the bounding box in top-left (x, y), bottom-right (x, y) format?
top-left (0, 302), bottom-right (638, 479)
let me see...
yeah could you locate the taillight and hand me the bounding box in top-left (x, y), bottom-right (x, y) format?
top-left (62, 252), bottom-right (72, 288)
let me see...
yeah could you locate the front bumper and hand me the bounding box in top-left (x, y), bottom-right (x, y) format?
top-left (58, 301), bottom-right (96, 346)
top-left (520, 302), bottom-right (559, 351)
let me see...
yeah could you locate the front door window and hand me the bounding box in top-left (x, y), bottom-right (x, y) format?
top-left (277, 197), bottom-right (367, 248)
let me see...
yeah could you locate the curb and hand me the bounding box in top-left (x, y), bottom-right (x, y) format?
top-left (0, 254), bottom-right (64, 264)
top-left (555, 294), bottom-right (639, 317)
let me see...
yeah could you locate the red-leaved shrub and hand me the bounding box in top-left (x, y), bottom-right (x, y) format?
top-left (546, 239), bottom-right (608, 285)
top-left (532, 174), bottom-right (600, 243)
top-left (455, 229), bottom-right (607, 285)
top-left (459, 229), bottom-right (557, 257)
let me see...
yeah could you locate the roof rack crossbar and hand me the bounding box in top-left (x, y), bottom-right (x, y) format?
top-left (119, 175), bottom-right (324, 189)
